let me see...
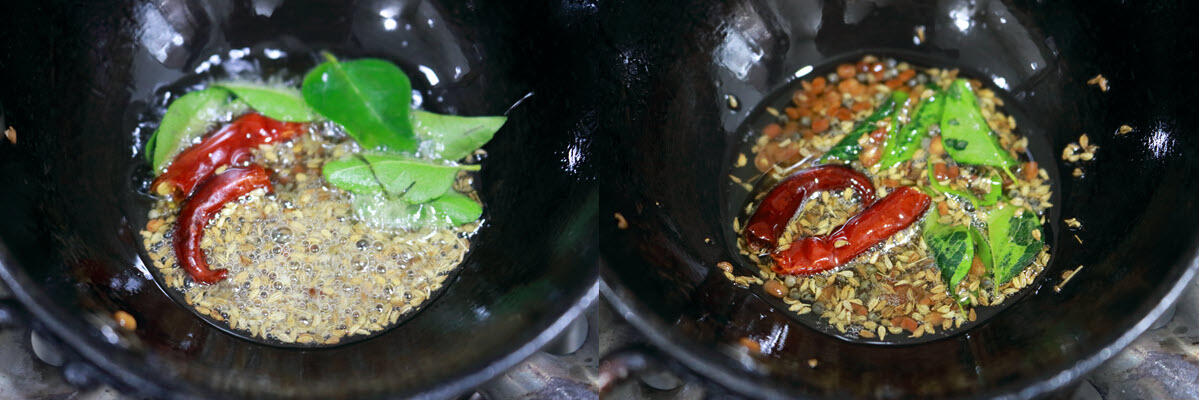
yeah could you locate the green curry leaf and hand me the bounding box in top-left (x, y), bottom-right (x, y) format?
top-left (940, 79), bottom-right (1017, 169)
top-left (879, 90), bottom-right (944, 169)
top-left (986, 204), bottom-right (1044, 285)
top-left (352, 191), bottom-right (482, 230)
top-left (978, 172), bottom-right (1005, 205)
top-left (321, 156), bottom-right (384, 195)
top-left (214, 82), bottom-right (315, 122)
top-left (969, 227), bottom-right (993, 273)
top-left (302, 53), bottom-right (416, 152)
top-left (412, 110), bottom-right (506, 161)
top-left (361, 153), bottom-right (478, 203)
top-left (427, 191), bottom-right (483, 225)
top-left (820, 91), bottom-right (907, 163)
top-left (302, 55), bottom-right (496, 228)
top-left (352, 193), bottom-right (431, 230)
top-left (925, 163), bottom-right (1004, 207)
top-left (923, 216), bottom-right (974, 292)
top-left (146, 87), bottom-right (236, 171)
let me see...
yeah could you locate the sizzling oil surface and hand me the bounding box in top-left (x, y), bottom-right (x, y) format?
top-left (140, 123), bottom-right (477, 346)
top-left (723, 56), bottom-right (1053, 344)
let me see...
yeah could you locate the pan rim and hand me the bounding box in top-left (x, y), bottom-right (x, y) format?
top-left (0, 239), bottom-right (598, 399)
top-left (600, 254), bottom-right (1198, 399)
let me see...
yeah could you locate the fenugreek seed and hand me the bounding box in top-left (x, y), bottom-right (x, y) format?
top-left (1086, 74), bottom-right (1109, 92)
top-left (614, 212), bottom-right (628, 229)
top-left (763, 279), bottom-right (787, 298)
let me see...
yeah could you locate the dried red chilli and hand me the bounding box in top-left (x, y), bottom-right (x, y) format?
top-left (153, 113), bottom-right (302, 200)
top-left (174, 165), bottom-right (273, 284)
top-left (744, 165), bottom-right (876, 251)
top-left (770, 186), bottom-right (930, 275)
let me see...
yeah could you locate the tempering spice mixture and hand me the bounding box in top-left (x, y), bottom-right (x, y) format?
top-left (724, 55), bottom-right (1053, 341)
top-left (141, 125), bottom-right (477, 345)
top-left (137, 54), bottom-right (504, 346)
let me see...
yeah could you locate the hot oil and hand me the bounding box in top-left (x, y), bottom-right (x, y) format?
top-left (140, 122), bottom-right (478, 346)
top-left (723, 55), bottom-right (1056, 345)
top-left (124, 21), bottom-right (492, 346)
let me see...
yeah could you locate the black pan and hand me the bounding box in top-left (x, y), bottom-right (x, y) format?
top-left (599, 0), bottom-right (1196, 398)
top-left (0, 0), bottom-right (596, 398)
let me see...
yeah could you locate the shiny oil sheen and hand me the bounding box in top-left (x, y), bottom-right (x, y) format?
top-left (0, 0), bottom-right (597, 398)
top-left (599, 0), bottom-right (1196, 398)
top-left (733, 59), bottom-right (1056, 346)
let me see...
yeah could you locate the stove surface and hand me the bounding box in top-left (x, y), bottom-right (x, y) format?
top-left (1, 273), bottom-right (1193, 400)
top-left (600, 275), bottom-right (1198, 400)
top-left (0, 284), bottom-right (599, 400)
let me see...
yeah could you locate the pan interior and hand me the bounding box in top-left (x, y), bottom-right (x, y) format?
top-left (0, 1), bottom-right (597, 398)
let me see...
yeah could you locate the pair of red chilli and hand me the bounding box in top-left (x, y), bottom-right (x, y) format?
top-left (744, 165), bottom-right (930, 276)
top-left (153, 113), bottom-right (303, 284)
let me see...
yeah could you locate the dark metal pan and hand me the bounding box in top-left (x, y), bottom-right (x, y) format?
top-left (599, 0), bottom-right (1197, 398)
top-left (0, 0), bottom-right (597, 398)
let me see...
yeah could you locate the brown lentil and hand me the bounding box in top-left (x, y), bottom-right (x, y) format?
top-left (739, 337), bottom-right (761, 353)
top-left (113, 310), bottom-right (136, 331)
top-left (763, 279), bottom-right (787, 298)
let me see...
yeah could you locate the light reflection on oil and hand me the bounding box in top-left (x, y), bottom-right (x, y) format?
top-left (1146, 123), bottom-right (1174, 159)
